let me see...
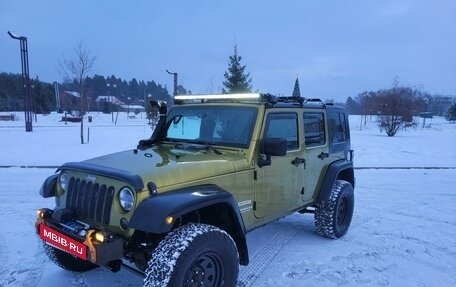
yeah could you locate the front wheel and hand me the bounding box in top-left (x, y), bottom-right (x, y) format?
top-left (144, 223), bottom-right (239, 287)
top-left (42, 241), bottom-right (98, 272)
top-left (315, 180), bottom-right (354, 239)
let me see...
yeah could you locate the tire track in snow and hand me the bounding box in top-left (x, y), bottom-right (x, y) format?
top-left (0, 236), bottom-right (49, 287)
top-left (0, 235), bottom-right (10, 285)
top-left (237, 229), bottom-right (297, 287)
top-left (344, 238), bottom-right (456, 274)
top-left (361, 206), bottom-right (456, 228)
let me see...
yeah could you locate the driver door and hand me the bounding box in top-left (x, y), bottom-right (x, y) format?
top-left (254, 111), bottom-right (303, 219)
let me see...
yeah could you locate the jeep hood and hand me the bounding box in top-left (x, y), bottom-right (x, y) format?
top-left (74, 145), bottom-right (247, 189)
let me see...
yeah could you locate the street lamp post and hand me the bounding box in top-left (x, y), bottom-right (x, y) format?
top-left (107, 83), bottom-right (117, 122)
top-left (166, 69), bottom-right (178, 97)
top-left (147, 94), bottom-right (152, 124)
top-left (30, 84), bottom-right (37, 122)
top-left (8, 31), bottom-right (33, 132)
top-left (422, 97), bottom-right (429, 129)
top-left (127, 97), bottom-right (131, 117)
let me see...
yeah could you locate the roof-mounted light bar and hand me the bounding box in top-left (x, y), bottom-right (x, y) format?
top-left (175, 93), bottom-right (261, 101)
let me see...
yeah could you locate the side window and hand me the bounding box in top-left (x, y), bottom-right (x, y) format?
top-left (303, 113), bottom-right (326, 147)
top-left (265, 113), bottom-right (298, 150)
top-left (328, 112), bottom-right (348, 143)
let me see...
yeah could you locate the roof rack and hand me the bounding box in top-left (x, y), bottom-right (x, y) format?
top-left (263, 94), bottom-right (327, 108)
top-left (262, 94), bottom-right (305, 107)
top-left (173, 93), bottom-right (325, 108)
top-left (303, 98), bottom-right (326, 107)
top-left (174, 93), bottom-right (262, 105)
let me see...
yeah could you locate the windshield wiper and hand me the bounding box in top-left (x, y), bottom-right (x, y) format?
top-left (161, 137), bottom-right (187, 148)
top-left (138, 137), bottom-right (182, 150)
top-left (137, 138), bottom-right (155, 150)
top-left (191, 141), bottom-right (223, 155)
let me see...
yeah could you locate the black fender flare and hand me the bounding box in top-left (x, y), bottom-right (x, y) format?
top-left (316, 160), bottom-right (355, 203)
top-left (129, 184), bottom-right (249, 265)
top-left (39, 174), bottom-right (59, 198)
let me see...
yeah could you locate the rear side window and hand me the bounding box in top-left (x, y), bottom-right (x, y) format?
top-left (303, 113), bottom-right (326, 147)
top-left (328, 112), bottom-right (348, 144)
top-left (327, 111), bottom-right (350, 153)
top-left (265, 113), bottom-right (298, 150)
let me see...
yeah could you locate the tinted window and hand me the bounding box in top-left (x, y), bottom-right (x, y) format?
top-left (328, 112), bottom-right (348, 143)
top-left (303, 113), bottom-right (326, 147)
top-left (265, 113), bottom-right (298, 150)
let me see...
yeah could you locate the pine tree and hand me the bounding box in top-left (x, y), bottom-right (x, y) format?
top-left (292, 77), bottom-right (301, 97)
top-left (222, 45), bottom-right (252, 93)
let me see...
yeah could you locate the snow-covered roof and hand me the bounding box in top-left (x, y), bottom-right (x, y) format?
top-left (63, 91), bottom-right (80, 98)
top-left (95, 96), bottom-right (123, 105)
top-left (120, 104), bottom-right (145, 110)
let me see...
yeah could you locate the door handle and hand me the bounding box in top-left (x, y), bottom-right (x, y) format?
top-left (317, 152), bottom-right (329, 160)
top-left (291, 157), bottom-right (306, 167)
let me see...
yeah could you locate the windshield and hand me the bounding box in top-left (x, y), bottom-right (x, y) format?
top-left (161, 105), bottom-right (258, 148)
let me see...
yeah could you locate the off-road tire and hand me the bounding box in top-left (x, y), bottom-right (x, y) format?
top-left (315, 180), bottom-right (354, 239)
top-left (144, 223), bottom-right (239, 287)
top-left (42, 241), bottom-right (98, 272)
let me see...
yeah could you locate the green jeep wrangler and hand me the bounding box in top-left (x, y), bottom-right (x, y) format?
top-left (36, 93), bottom-right (354, 287)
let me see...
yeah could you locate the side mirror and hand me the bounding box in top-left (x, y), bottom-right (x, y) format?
top-left (258, 138), bottom-right (287, 167)
top-left (262, 138), bottom-right (287, 156)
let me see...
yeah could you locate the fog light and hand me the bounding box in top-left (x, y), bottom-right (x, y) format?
top-left (37, 208), bottom-right (52, 219)
top-left (94, 232), bottom-right (105, 243)
top-left (165, 216), bottom-right (174, 225)
top-left (120, 218), bottom-right (129, 230)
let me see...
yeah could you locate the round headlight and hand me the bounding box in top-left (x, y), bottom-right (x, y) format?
top-left (119, 187), bottom-right (135, 211)
top-left (59, 172), bottom-right (69, 193)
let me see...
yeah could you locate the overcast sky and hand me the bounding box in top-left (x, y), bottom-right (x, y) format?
top-left (1, 0), bottom-right (455, 102)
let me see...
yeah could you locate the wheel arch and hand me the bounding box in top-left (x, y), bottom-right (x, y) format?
top-left (129, 184), bottom-right (249, 265)
top-left (187, 201), bottom-right (249, 265)
top-left (317, 160), bottom-right (355, 203)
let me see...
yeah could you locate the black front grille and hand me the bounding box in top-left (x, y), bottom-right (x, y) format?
top-left (66, 177), bottom-right (115, 225)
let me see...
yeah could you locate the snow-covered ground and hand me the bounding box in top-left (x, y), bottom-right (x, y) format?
top-left (0, 112), bottom-right (455, 286)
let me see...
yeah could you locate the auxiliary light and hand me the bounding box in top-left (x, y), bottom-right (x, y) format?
top-left (174, 93), bottom-right (261, 101)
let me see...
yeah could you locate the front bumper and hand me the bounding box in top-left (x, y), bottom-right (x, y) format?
top-left (35, 208), bottom-right (124, 269)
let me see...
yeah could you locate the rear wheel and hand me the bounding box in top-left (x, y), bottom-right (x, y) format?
top-left (315, 180), bottom-right (354, 238)
top-left (42, 241), bottom-right (98, 272)
top-left (144, 223), bottom-right (239, 287)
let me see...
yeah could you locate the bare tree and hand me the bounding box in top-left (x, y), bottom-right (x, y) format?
top-left (376, 80), bottom-right (417, 136)
top-left (60, 40), bottom-right (95, 144)
top-left (357, 91), bottom-right (375, 130)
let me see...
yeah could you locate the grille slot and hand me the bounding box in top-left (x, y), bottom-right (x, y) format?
top-left (66, 177), bottom-right (115, 225)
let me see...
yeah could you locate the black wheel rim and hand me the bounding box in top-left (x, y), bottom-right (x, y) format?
top-left (337, 195), bottom-right (348, 226)
top-left (184, 252), bottom-right (223, 287)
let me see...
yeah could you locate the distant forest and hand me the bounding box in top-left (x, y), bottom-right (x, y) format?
top-left (1, 72), bottom-right (453, 118)
top-left (0, 72), bottom-right (173, 112)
